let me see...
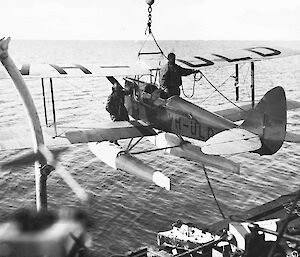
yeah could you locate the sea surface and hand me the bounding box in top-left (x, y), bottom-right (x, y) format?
top-left (0, 40), bottom-right (300, 256)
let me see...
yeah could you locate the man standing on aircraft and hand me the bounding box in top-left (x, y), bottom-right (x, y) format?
top-left (159, 52), bottom-right (199, 98)
top-left (106, 82), bottom-right (130, 122)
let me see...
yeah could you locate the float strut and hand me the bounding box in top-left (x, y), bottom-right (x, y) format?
top-left (251, 62), bottom-right (255, 108)
top-left (235, 64), bottom-right (239, 101)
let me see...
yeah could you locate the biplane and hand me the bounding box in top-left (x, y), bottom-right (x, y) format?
top-left (1, 36), bottom-right (300, 199)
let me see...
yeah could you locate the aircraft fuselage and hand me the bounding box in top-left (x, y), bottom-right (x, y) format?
top-left (125, 86), bottom-right (237, 141)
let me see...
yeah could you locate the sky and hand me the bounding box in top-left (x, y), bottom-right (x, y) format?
top-left (2, 0), bottom-right (300, 40)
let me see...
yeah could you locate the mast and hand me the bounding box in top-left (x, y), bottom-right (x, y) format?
top-left (0, 37), bottom-right (48, 210)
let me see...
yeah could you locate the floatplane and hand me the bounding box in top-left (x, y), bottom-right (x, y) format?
top-left (0, 3), bottom-right (300, 257)
top-left (1, 36), bottom-right (300, 195)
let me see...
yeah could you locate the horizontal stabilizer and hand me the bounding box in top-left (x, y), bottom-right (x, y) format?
top-left (201, 128), bottom-right (261, 155)
top-left (65, 120), bottom-right (156, 144)
top-left (215, 100), bottom-right (300, 122)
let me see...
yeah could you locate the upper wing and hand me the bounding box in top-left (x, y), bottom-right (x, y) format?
top-left (0, 63), bottom-right (150, 79)
top-left (175, 46), bottom-right (300, 69)
top-left (2, 46), bottom-right (299, 79)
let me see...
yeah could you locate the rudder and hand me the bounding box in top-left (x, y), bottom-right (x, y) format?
top-left (241, 86), bottom-right (287, 155)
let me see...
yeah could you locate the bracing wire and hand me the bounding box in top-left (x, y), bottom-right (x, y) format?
top-left (199, 63), bottom-right (250, 106)
top-left (241, 63), bottom-right (251, 98)
top-left (200, 71), bottom-right (247, 112)
top-left (199, 72), bottom-right (235, 104)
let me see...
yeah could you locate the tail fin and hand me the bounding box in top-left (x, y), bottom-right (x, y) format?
top-left (241, 86), bottom-right (287, 155)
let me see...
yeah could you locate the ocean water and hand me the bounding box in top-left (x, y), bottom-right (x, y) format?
top-left (0, 40), bottom-right (300, 256)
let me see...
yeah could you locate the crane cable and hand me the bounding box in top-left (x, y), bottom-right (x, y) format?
top-left (203, 165), bottom-right (226, 219)
top-left (137, 1), bottom-right (167, 86)
top-left (142, 1), bottom-right (166, 58)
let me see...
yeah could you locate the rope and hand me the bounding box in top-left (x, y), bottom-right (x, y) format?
top-left (181, 72), bottom-right (203, 98)
top-left (203, 165), bottom-right (226, 219)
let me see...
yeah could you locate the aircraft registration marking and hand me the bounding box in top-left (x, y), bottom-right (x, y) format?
top-left (177, 47), bottom-right (281, 68)
top-left (6, 46), bottom-right (293, 78)
top-left (172, 116), bottom-right (215, 141)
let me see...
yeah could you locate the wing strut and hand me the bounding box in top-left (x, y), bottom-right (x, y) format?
top-left (234, 62), bottom-right (254, 106)
top-left (41, 77), bottom-right (58, 137)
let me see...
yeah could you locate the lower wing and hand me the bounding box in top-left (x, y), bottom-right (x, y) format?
top-left (64, 120), bottom-right (156, 144)
top-left (0, 120), bottom-right (156, 150)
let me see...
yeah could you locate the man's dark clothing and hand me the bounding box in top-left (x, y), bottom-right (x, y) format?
top-left (106, 90), bottom-right (129, 121)
top-left (159, 63), bottom-right (195, 98)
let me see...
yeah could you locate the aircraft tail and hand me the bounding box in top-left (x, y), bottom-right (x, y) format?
top-left (241, 86), bottom-right (287, 155)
